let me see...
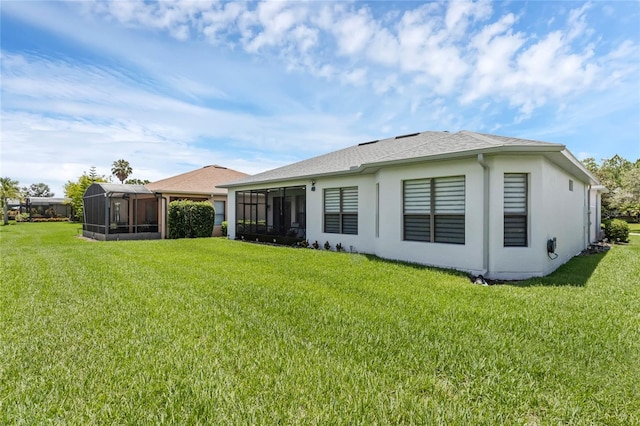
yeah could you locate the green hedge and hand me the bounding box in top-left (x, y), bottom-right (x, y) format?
top-left (168, 201), bottom-right (215, 239)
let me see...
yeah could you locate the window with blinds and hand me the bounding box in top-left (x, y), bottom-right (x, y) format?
top-left (504, 173), bottom-right (527, 247)
top-left (403, 176), bottom-right (465, 244)
top-left (324, 187), bottom-right (358, 234)
top-left (214, 200), bottom-right (225, 226)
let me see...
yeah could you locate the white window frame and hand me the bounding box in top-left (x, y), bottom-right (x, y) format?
top-left (403, 176), bottom-right (465, 245)
top-left (324, 187), bottom-right (358, 235)
top-left (503, 173), bottom-right (528, 247)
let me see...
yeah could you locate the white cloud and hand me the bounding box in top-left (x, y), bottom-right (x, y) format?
top-left (460, 3), bottom-right (615, 117)
top-left (341, 68), bottom-right (368, 86)
top-left (332, 7), bottom-right (376, 56)
top-left (445, 0), bottom-right (492, 34)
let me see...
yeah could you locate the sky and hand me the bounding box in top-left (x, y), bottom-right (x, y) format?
top-left (1, 0), bottom-right (639, 197)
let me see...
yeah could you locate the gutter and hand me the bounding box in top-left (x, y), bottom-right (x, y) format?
top-left (220, 144), bottom-right (566, 189)
top-left (477, 153), bottom-right (490, 275)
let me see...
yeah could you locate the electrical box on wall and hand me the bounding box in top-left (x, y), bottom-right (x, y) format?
top-left (547, 237), bottom-right (558, 259)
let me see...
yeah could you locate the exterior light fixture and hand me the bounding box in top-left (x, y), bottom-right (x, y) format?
top-left (311, 180), bottom-right (316, 191)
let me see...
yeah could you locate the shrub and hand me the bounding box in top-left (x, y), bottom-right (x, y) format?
top-left (221, 221), bottom-right (228, 237)
top-left (31, 217), bottom-right (69, 223)
top-left (168, 200), bottom-right (215, 239)
top-left (15, 213), bottom-right (29, 222)
top-left (604, 219), bottom-right (629, 243)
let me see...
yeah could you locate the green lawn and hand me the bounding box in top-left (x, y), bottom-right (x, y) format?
top-left (1, 223), bottom-right (639, 424)
top-left (628, 221), bottom-right (640, 233)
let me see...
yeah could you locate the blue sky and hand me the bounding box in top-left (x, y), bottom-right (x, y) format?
top-left (2, 1), bottom-right (639, 196)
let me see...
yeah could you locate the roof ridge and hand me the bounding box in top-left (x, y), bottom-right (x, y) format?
top-left (375, 131), bottom-right (455, 162)
top-left (459, 130), bottom-right (504, 146)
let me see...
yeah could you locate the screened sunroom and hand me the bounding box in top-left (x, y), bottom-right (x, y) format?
top-left (82, 183), bottom-right (160, 241)
top-left (235, 185), bottom-right (306, 244)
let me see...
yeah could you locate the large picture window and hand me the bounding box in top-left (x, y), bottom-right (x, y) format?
top-left (504, 173), bottom-right (528, 247)
top-left (403, 176), bottom-right (465, 244)
top-left (324, 187), bottom-right (358, 234)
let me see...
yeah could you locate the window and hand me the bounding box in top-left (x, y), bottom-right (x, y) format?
top-left (324, 187), bottom-right (358, 234)
top-left (504, 173), bottom-right (528, 247)
top-left (403, 176), bottom-right (465, 244)
top-left (214, 200), bottom-right (225, 226)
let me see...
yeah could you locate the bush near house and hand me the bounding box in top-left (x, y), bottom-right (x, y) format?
top-left (604, 218), bottom-right (630, 243)
top-left (168, 200), bottom-right (215, 239)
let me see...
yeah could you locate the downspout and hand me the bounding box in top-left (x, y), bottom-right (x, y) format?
top-left (477, 154), bottom-right (490, 275)
top-left (587, 184), bottom-right (592, 245)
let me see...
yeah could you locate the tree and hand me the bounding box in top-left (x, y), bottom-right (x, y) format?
top-left (88, 166), bottom-right (99, 182)
top-left (22, 182), bottom-right (54, 197)
top-left (64, 170), bottom-right (108, 220)
top-left (0, 177), bottom-right (21, 225)
top-left (582, 155), bottom-right (638, 219)
top-left (610, 164), bottom-right (640, 221)
top-left (111, 159), bottom-right (133, 184)
top-left (125, 178), bottom-right (150, 185)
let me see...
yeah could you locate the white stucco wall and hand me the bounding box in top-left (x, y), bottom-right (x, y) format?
top-left (588, 187), bottom-right (602, 243)
top-left (373, 158), bottom-right (486, 275)
top-left (487, 155), bottom-right (590, 279)
top-left (306, 174), bottom-right (377, 252)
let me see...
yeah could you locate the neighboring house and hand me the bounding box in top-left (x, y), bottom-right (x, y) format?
top-left (82, 165), bottom-right (249, 240)
top-left (145, 165), bottom-right (249, 237)
top-left (27, 197), bottom-right (74, 219)
top-left (7, 197), bottom-right (73, 219)
top-left (220, 130), bottom-right (606, 280)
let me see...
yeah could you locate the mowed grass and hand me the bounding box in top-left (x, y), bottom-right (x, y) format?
top-left (1, 223), bottom-right (638, 424)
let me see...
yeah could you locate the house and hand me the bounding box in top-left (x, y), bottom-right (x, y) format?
top-left (220, 130), bottom-right (606, 280)
top-left (26, 197), bottom-right (74, 219)
top-left (145, 165), bottom-right (249, 237)
top-left (7, 197), bottom-right (73, 220)
top-left (82, 165), bottom-right (248, 240)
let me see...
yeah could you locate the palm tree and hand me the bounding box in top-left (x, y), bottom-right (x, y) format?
top-left (111, 159), bottom-right (133, 184)
top-left (0, 177), bottom-right (20, 225)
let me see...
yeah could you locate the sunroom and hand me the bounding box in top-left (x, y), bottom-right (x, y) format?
top-left (82, 183), bottom-right (160, 241)
top-left (235, 185), bottom-right (306, 244)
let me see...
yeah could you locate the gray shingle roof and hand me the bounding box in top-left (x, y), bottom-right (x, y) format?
top-left (221, 130), bottom-right (566, 187)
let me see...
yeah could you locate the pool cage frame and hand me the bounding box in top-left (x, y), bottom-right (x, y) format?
top-left (82, 183), bottom-right (161, 241)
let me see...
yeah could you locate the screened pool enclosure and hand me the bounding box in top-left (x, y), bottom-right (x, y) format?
top-left (83, 183), bottom-right (160, 241)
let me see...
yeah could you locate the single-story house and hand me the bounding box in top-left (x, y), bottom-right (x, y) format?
top-left (145, 165), bottom-right (248, 237)
top-left (27, 197), bottom-right (74, 219)
top-left (82, 165), bottom-right (249, 240)
top-left (7, 197), bottom-right (73, 220)
top-left (220, 130), bottom-right (606, 280)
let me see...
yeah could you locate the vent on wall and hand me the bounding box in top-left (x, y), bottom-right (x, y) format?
top-left (395, 132), bottom-right (420, 139)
